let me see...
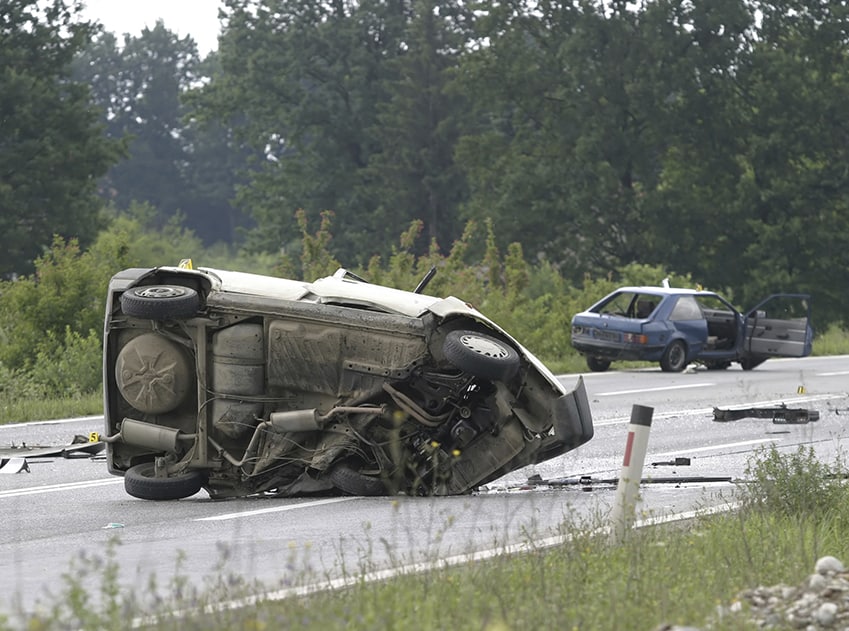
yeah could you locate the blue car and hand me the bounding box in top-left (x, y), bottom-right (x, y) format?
top-left (570, 286), bottom-right (813, 372)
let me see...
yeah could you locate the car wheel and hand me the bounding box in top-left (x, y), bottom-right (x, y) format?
top-left (740, 357), bottom-right (766, 371)
top-left (124, 462), bottom-right (205, 500)
top-left (586, 356), bottom-right (611, 372)
top-left (660, 340), bottom-right (688, 372)
top-left (328, 461), bottom-right (388, 496)
top-left (442, 330), bottom-right (520, 381)
top-left (120, 285), bottom-right (200, 320)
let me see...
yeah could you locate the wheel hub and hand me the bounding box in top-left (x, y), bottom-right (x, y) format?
top-left (459, 334), bottom-right (510, 358)
top-left (135, 286), bottom-right (189, 299)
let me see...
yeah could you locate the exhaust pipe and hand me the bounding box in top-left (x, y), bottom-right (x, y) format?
top-left (102, 418), bottom-right (195, 453)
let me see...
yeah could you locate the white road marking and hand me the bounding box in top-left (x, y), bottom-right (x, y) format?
top-left (0, 478), bottom-right (122, 499)
top-left (194, 496), bottom-right (356, 521)
top-left (817, 371), bottom-right (849, 376)
top-left (0, 415), bottom-right (103, 429)
top-left (651, 438), bottom-right (777, 458)
top-left (597, 383), bottom-right (714, 396)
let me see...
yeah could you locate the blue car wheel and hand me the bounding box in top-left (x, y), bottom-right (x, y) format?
top-left (660, 340), bottom-right (687, 372)
top-left (586, 356), bottom-right (611, 372)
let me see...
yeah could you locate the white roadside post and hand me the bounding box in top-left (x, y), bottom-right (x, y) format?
top-left (609, 404), bottom-right (654, 544)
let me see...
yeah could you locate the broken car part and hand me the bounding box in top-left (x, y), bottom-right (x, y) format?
top-left (713, 404), bottom-right (820, 424)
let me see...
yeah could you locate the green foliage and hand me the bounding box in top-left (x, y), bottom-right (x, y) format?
top-left (0, 0), bottom-right (122, 277)
top-left (192, 0), bottom-right (478, 266)
top-left (0, 237), bottom-right (109, 371)
top-left (28, 327), bottom-right (102, 396)
top-left (297, 209), bottom-right (342, 281)
top-left (23, 0), bottom-right (842, 332)
top-left (742, 444), bottom-right (848, 518)
top-left (0, 211), bottom-right (213, 409)
top-left (73, 21), bottom-right (248, 247)
top-left (101, 205), bottom-right (207, 268)
top-left (810, 323), bottom-right (849, 356)
top-left (361, 0), bottom-right (472, 256)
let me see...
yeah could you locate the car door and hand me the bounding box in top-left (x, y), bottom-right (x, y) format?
top-left (744, 294), bottom-right (813, 358)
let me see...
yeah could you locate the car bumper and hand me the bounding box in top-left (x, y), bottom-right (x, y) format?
top-left (571, 339), bottom-right (666, 362)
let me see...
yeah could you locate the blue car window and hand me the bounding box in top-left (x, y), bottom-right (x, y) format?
top-left (635, 298), bottom-right (657, 318)
top-left (670, 295), bottom-right (702, 320)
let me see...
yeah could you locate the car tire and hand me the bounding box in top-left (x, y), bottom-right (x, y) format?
top-left (442, 330), bottom-right (520, 381)
top-left (328, 461), bottom-right (388, 496)
top-left (586, 356), bottom-right (611, 372)
top-left (740, 357), bottom-right (766, 371)
top-left (660, 340), bottom-right (688, 372)
top-left (124, 462), bottom-right (205, 500)
top-left (121, 285), bottom-right (200, 320)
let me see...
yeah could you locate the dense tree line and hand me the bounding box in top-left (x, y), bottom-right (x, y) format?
top-left (2, 0), bottom-right (848, 328)
top-left (0, 0), bottom-right (121, 277)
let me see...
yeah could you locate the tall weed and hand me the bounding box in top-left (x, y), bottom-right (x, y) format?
top-left (741, 444), bottom-right (847, 517)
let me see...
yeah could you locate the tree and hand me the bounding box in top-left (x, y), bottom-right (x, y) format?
top-left (457, 0), bottom-right (756, 281)
top-left (361, 0), bottom-right (472, 255)
top-left (0, 0), bottom-right (121, 277)
top-left (73, 22), bottom-right (248, 246)
top-left (732, 0), bottom-right (849, 324)
top-left (194, 0), bottom-right (478, 264)
top-left (192, 0), bottom-right (405, 262)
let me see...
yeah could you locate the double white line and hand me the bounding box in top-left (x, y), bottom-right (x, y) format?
top-left (0, 478), bottom-right (122, 499)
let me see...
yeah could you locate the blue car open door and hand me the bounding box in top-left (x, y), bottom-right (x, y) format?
top-left (744, 294), bottom-right (813, 359)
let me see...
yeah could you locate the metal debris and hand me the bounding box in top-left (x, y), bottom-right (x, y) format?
top-left (651, 457), bottom-right (692, 466)
top-left (0, 434), bottom-right (105, 460)
top-left (526, 473), bottom-right (732, 488)
top-left (0, 457), bottom-right (30, 474)
top-left (713, 404), bottom-right (819, 424)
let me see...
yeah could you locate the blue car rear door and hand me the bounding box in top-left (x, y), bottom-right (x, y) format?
top-left (666, 295), bottom-right (709, 350)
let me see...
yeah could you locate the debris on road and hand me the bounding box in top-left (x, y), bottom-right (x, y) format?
top-left (0, 457), bottom-right (30, 474)
top-left (520, 472), bottom-right (732, 489)
top-left (713, 404), bottom-right (819, 424)
top-left (0, 434), bottom-right (105, 462)
top-left (651, 457), bottom-right (692, 466)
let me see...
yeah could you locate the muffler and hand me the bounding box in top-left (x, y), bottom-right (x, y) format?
top-left (115, 418), bottom-right (193, 452)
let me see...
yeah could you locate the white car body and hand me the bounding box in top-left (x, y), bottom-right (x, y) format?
top-left (103, 266), bottom-right (593, 499)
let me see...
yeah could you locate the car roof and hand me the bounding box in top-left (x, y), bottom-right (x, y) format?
top-left (613, 286), bottom-right (719, 297)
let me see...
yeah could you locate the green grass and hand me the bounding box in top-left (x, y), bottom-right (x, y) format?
top-left (810, 323), bottom-right (849, 356)
top-left (0, 391), bottom-right (102, 426)
top-left (161, 508), bottom-right (846, 631)
top-left (11, 445), bottom-right (849, 631)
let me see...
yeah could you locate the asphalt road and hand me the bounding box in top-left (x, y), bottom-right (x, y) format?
top-left (2, 355), bottom-right (848, 620)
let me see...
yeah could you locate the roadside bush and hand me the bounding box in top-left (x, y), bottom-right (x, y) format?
top-left (741, 444), bottom-right (847, 518)
top-left (27, 327), bottom-right (103, 396)
top-left (0, 208), bottom-right (210, 402)
top-left (0, 363), bottom-right (46, 402)
top-left (0, 237), bottom-right (110, 372)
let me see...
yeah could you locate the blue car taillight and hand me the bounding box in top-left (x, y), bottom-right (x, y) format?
top-left (623, 333), bottom-right (648, 344)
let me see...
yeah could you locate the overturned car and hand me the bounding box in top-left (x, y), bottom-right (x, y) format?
top-left (103, 265), bottom-right (593, 500)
